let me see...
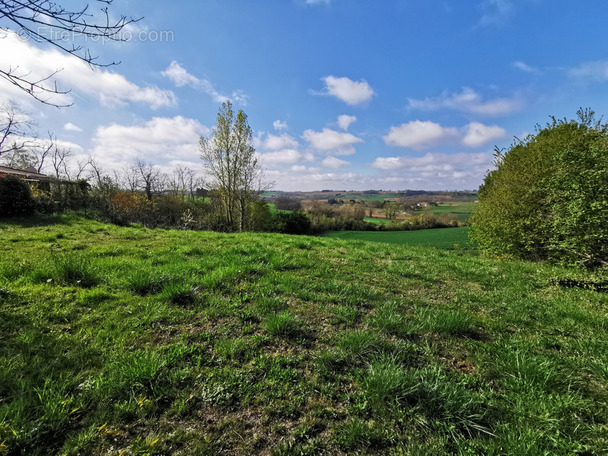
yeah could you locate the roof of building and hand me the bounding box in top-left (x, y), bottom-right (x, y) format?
top-left (0, 166), bottom-right (49, 180)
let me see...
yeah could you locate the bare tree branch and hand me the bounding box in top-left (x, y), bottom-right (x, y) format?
top-left (0, 100), bottom-right (36, 154)
top-left (0, 0), bottom-right (141, 106)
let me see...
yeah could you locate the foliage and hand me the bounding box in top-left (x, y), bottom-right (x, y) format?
top-left (0, 175), bottom-right (36, 216)
top-left (200, 101), bottom-right (265, 231)
top-left (471, 109), bottom-right (608, 267)
top-left (272, 210), bottom-right (312, 235)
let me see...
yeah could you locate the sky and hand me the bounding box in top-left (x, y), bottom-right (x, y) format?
top-left (2, 0), bottom-right (608, 191)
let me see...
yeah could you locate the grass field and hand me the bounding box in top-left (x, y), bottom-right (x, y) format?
top-left (1, 215), bottom-right (607, 455)
top-left (363, 217), bottom-right (391, 226)
top-left (340, 193), bottom-right (399, 202)
top-left (414, 202), bottom-right (478, 221)
top-left (325, 226), bottom-right (472, 249)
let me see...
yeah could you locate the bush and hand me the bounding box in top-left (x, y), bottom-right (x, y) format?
top-left (470, 109), bottom-right (608, 268)
top-left (0, 175), bottom-right (36, 217)
top-left (272, 210), bottom-right (311, 235)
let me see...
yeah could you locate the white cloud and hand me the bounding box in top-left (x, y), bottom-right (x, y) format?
top-left (513, 61), bottom-right (539, 73)
top-left (320, 76), bottom-right (374, 105)
top-left (260, 133), bottom-right (299, 151)
top-left (384, 120), bottom-right (506, 149)
top-left (322, 156), bottom-right (350, 169)
top-left (478, 0), bottom-right (515, 26)
top-left (162, 61), bottom-right (248, 104)
top-left (89, 116), bottom-right (209, 172)
top-left (337, 114), bottom-right (357, 130)
top-left (407, 87), bottom-right (522, 116)
top-left (258, 149), bottom-right (306, 165)
top-left (570, 60), bottom-right (608, 81)
top-left (462, 122), bottom-right (505, 147)
top-left (64, 123), bottom-right (82, 132)
top-left (371, 152), bottom-right (493, 189)
top-left (302, 128), bottom-right (363, 155)
top-left (273, 120), bottom-right (288, 131)
top-left (383, 121), bottom-right (459, 149)
top-left (0, 31), bottom-right (176, 109)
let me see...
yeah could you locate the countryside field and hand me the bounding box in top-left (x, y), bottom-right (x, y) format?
top-left (325, 226), bottom-right (472, 250)
top-left (1, 216), bottom-right (607, 455)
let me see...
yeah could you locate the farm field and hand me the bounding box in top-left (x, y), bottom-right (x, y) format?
top-left (414, 201), bottom-right (478, 221)
top-left (1, 216), bottom-right (607, 455)
top-left (339, 193), bottom-right (400, 202)
top-left (325, 226), bottom-right (472, 249)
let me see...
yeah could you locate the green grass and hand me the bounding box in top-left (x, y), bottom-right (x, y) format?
top-left (363, 217), bottom-right (391, 225)
top-left (268, 203), bottom-right (293, 215)
top-left (0, 215), bottom-right (607, 455)
top-left (325, 226), bottom-right (472, 249)
top-left (339, 192), bottom-right (399, 202)
top-left (415, 201), bottom-right (478, 221)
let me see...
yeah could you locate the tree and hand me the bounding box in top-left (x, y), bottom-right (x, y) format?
top-left (0, 101), bottom-right (35, 155)
top-left (200, 101), bottom-right (267, 231)
top-left (0, 131), bottom-right (55, 172)
top-left (0, 175), bottom-right (36, 216)
top-left (0, 1), bottom-right (138, 106)
top-left (470, 109), bottom-right (608, 268)
top-left (275, 195), bottom-right (302, 211)
top-left (134, 159), bottom-right (165, 200)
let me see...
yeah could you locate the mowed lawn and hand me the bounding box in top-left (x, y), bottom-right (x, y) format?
top-left (326, 226), bottom-right (472, 249)
top-left (0, 216), bottom-right (607, 455)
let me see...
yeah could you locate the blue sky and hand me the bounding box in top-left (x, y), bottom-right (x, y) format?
top-left (2, 0), bottom-right (608, 190)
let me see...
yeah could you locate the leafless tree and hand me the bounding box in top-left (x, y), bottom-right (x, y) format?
top-left (71, 157), bottom-right (89, 180)
top-left (121, 163), bottom-right (140, 192)
top-left (0, 130), bottom-right (54, 172)
top-left (49, 142), bottom-right (72, 178)
top-left (170, 164), bottom-right (201, 202)
top-left (135, 159), bottom-right (164, 200)
top-left (0, 0), bottom-right (140, 106)
top-left (0, 101), bottom-right (35, 155)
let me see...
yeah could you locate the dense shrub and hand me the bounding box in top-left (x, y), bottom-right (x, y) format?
top-left (0, 175), bottom-right (36, 217)
top-left (470, 109), bottom-right (608, 268)
top-left (272, 210), bottom-right (311, 234)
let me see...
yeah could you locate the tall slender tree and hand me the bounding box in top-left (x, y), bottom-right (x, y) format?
top-left (200, 101), bottom-right (266, 231)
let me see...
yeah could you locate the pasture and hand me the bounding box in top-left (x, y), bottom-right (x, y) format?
top-left (0, 216), bottom-right (606, 455)
top-left (325, 226), bottom-right (472, 249)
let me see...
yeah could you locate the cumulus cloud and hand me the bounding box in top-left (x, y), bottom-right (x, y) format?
top-left (384, 120), bottom-right (506, 149)
top-left (0, 31), bottom-right (176, 109)
top-left (258, 149), bottom-right (306, 165)
top-left (302, 128), bottom-right (363, 155)
top-left (337, 114), bottom-right (357, 130)
top-left (89, 116), bottom-right (209, 172)
top-left (320, 76), bottom-right (374, 105)
top-left (462, 122), bottom-right (505, 147)
top-left (259, 133), bottom-right (299, 151)
top-left (407, 87), bottom-right (523, 116)
top-left (162, 61), bottom-right (248, 104)
top-left (322, 156), bottom-right (350, 169)
top-left (371, 152), bottom-right (493, 189)
top-left (64, 123), bottom-right (82, 132)
top-left (273, 120), bottom-right (288, 131)
top-left (383, 121), bottom-right (459, 149)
